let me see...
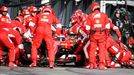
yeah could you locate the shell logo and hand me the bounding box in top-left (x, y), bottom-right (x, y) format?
top-left (29, 18), bottom-right (32, 20)
top-left (95, 19), bottom-right (100, 24)
top-left (43, 16), bottom-right (47, 19)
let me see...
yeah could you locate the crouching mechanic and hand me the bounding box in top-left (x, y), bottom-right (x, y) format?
top-left (29, 6), bottom-right (62, 69)
top-left (109, 42), bottom-right (134, 68)
top-left (0, 29), bottom-right (17, 67)
top-left (0, 20), bottom-right (25, 66)
top-left (104, 18), bottom-right (134, 68)
top-left (104, 18), bottom-right (121, 67)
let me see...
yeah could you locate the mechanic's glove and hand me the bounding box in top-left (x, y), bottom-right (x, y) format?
top-left (23, 29), bottom-right (33, 42)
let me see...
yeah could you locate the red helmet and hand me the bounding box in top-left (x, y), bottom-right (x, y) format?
top-left (22, 9), bottom-right (29, 15)
top-left (45, 5), bottom-right (51, 8)
top-left (41, 6), bottom-right (55, 15)
top-left (42, 6), bottom-right (52, 13)
top-left (74, 9), bottom-right (82, 17)
top-left (90, 2), bottom-right (100, 11)
top-left (1, 6), bottom-right (8, 12)
top-left (29, 6), bottom-right (37, 13)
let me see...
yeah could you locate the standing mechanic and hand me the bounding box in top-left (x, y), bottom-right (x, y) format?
top-left (85, 2), bottom-right (109, 70)
top-left (29, 6), bottom-right (62, 69)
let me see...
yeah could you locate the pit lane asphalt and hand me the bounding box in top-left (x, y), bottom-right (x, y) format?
top-left (0, 66), bottom-right (133, 75)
